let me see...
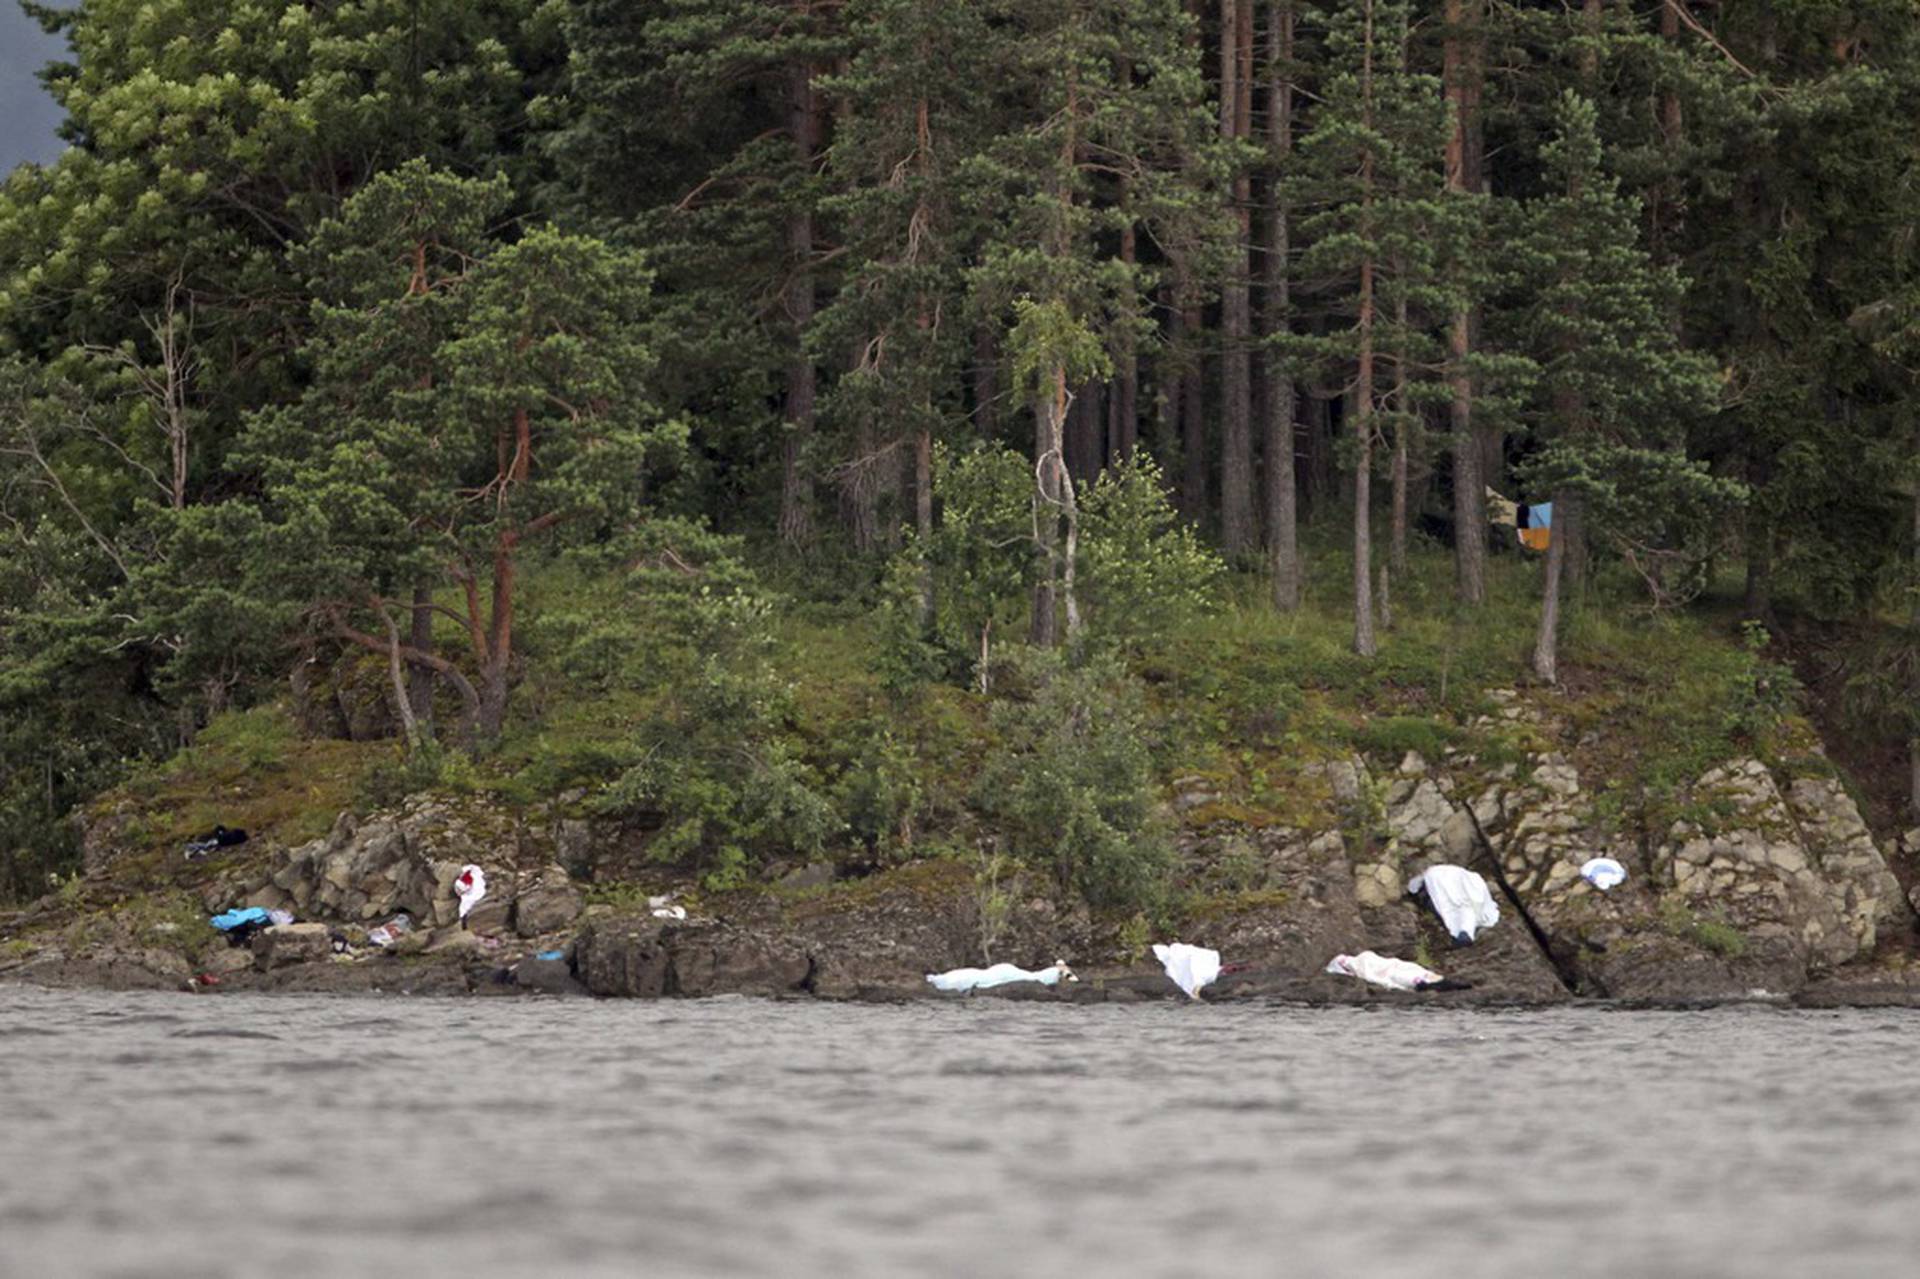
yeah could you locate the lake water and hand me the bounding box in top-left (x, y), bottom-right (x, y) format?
top-left (1, 986), bottom-right (1915, 1278)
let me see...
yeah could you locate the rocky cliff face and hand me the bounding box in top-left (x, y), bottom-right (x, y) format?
top-left (7, 690), bottom-right (1917, 1004)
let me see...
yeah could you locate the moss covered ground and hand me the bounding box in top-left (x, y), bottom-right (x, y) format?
top-left (33, 529), bottom-right (1837, 932)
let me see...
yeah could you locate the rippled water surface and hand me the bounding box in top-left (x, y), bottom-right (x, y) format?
top-left (2, 987), bottom-right (1916, 1278)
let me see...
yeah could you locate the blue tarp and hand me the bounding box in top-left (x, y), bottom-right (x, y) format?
top-left (210, 906), bottom-right (270, 932)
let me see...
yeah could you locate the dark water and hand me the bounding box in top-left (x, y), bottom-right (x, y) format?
top-left (1, 987), bottom-right (1916, 1278)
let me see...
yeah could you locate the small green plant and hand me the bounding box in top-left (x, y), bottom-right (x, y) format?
top-left (971, 649), bottom-right (1173, 916)
top-left (972, 843), bottom-right (1014, 964)
top-left (588, 554), bottom-right (840, 887)
top-left (1352, 715), bottom-right (1460, 764)
top-left (1724, 620), bottom-right (1800, 741)
top-left (836, 725), bottom-right (926, 864)
top-left (1077, 457), bottom-right (1227, 653)
top-left (1659, 896), bottom-right (1747, 958)
top-left (1117, 910), bottom-right (1153, 964)
top-left (354, 740), bottom-right (480, 811)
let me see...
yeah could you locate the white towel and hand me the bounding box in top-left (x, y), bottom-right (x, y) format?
top-left (1408, 864), bottom-right (1500, 942)
top-left (1152, 942), bottom-right (1223, 1000)
top-left (1325, 950), bottom-right (1443, 992)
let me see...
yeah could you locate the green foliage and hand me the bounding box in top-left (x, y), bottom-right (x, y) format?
top-left (1077, 457), bottom-right (1226, 652)
top-left (971, 650), bottom-right (1172, 915)
top-left (971, 844), bottom-right (1015, 965)
top-left (584, 548), bottom-right (839, 890)
top-left (1723, 621), bottom-right (1802, 742)
top-left (833, 725), bottom-right (926, 864)
top-left (354, 741), bottom-right (484, 812)
top-left (880, 442), bottom-right (1032, 686)
top-left (1353, 716), bottom-right (1461, 764)
top-left (242, 162), bottom-right (679, 739)
top-left (1659, 897), bottom-right (1748, 959)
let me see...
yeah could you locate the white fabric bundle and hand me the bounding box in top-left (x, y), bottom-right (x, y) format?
top-left (1408, 865), bottom-right (1500, 942)
top-left (455, 865), bottom-right (488, 920)
top-left (1325, 950), bottom-right (1443, 992)
top-left (1580, 857), bottom-right (1627, 891)
top-left (926, 961), bottom-right (1074, 993)
top-left (1152, 942), bottom-right (1223, 1000)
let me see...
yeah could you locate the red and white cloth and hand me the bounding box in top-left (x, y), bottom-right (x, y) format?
top-left (455, 865), bottom-right (488, 920)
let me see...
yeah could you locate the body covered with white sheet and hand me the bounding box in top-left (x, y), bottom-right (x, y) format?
top-left (1407, 864), bottom-right (1499, 943)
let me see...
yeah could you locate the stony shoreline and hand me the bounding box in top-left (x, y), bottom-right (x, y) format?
top-left (6, 687), bottom-right (1918, 1008)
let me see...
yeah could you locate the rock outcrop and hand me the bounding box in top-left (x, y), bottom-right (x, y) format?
top-left (10, 686), bottom-right (1916, 1005)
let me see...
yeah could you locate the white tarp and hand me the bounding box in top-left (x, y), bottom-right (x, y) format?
top-left (1408, 864), bottom-right (1500, 943)
top-left (456, 864), bottom-right (488, 920)
top-left (926, 961), bottom-right (1075, 993)
top-left (1580, 857), bottom-right (1627, 891)
top-left (1153, 942), bottom-right (1223, 1000)
top-left (1325, 950), bottom-right (1444, 992)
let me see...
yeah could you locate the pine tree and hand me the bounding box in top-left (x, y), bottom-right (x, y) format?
top-left (970, 0), bottom-right (1220, 648)
top-left (1284, 0), bottom-right (1453, 657)
top-left (559, 0), bottom-right (843, 550)
top-left (1510, 93), bottom-right (1719, 684)
top-left (816, 0), bottom-right (1001, 619)
top-left (244, 165), bottom-right (679, 740)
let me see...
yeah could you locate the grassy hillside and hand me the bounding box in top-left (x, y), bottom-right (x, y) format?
top-left (38, 526), bottom-right (1838, 938)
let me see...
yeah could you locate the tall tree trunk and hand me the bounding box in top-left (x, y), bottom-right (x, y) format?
top-left (1530, 492), bottom-right (1568, 683)
top-left (407, 583), bottom-right (434, 732)
top-left (477, 533), bottom-right (519, 740)
top-left (779, 62), bottom-right (821, 549)
top-left (1444, 0), bottom-right (1486, 605)
top-left (1160, 282), bottom-right (1185, 463)
top-left (916, 424), bottom-right (934, 627)
top-left (1390, 291), bottom-right (1410, 579)
top-left (973, 324), bottom-right (999, 435)
top-left (1218, 0), bottom-right (1255, 556)
top-left (1353, 2), bottom-right (1377, 659)
top-left (1116, 223), bottom-right (1139, 462)
top-left (1562, 486), bottom-right (1588, 594)
top-left (381, 605), bottom-right (422, 754)
top-left (1032, 391), bottom-right (1063, 648)
top-left (1265, 0), bottom-right (1299, 610)
top-left (1354, 256), bottom-right (1376, 659)
top-left (1177, 269), bottom-right (1208, 523)
top-left (1652, 0), bottom-right (1685, 257)
top-left (1305, 385), bottom-right (1331, 513)
top-left (842, 416), bottom-right (881, 553)
top-left (1910, 429), bottom-right (1920, 817)
top-left (1074, 381), bottom-right (1105, 485)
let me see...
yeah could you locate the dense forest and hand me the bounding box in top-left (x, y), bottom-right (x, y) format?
top-left (4, 0), bottom-right (1920, 912)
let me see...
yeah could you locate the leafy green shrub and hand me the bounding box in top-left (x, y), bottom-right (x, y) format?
top-left (1659, 896), bottom-right (1748, 958)
top-left (1352, 715), bottom-right (1461, 763)
top-left (833, 724), bottom-right (926, 864)
top-left (585, 546), bottom-right (839, 889)
top-left (971, 650), bottom-right (1172, 915)
top-left (1725, 620), bottom-right (1801, 741)
top-left (355, 740), bottom-right (482, 810)
top-left (1078, 457), bottom-right (1226, 653)
top-left (879, 443), bottom-right (1034, 690)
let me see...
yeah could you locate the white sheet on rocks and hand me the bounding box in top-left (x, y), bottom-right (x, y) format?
top-left (1152, 942), bottom-right (1222, 1000)
top-left (926, 962), bottom-right (1073, 993)
top-left (456, 865), bottom-right (488, 920)
top-left (1580, 857), bottom-right (1627, 891)
top-left (1325, 950), bottom-right (1444, 992)
top-left (1407, 864), bottom-right (1499, 942)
